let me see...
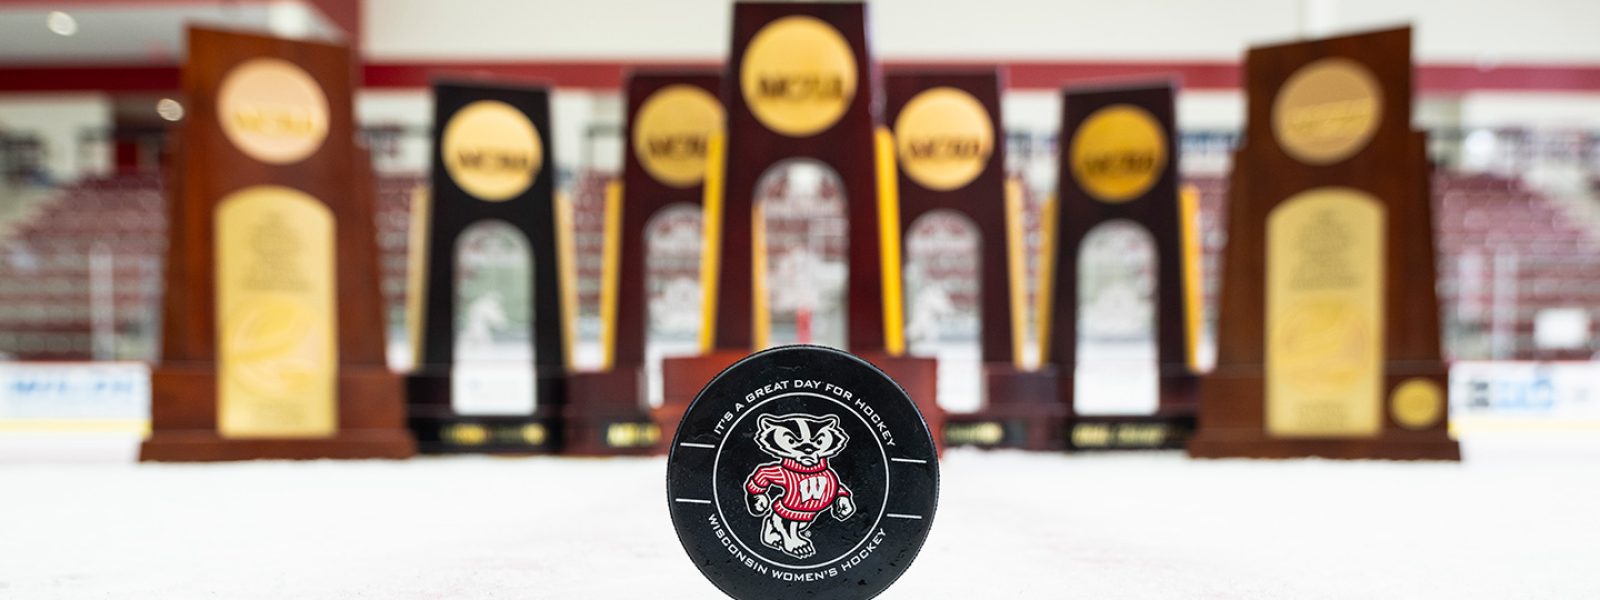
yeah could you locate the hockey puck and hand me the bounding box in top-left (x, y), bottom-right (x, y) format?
top-left (666, 345), bottom-right (939, 600)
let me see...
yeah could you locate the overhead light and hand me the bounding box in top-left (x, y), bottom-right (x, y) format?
top-left (46, 11), bottom-right (78, 36)
top-left (156, 99), bottom-right (185, 122)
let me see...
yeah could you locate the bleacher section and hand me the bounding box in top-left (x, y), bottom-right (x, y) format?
top-left (2, 170), bottom-right (1596, 362)
top-left (0, 174), bottom-right (163, 360)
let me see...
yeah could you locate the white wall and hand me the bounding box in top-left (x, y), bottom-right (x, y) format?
top-left (1460, 93), bottom-right (1600, 129)
top-left (365, 0), bottom-right (1600, 63)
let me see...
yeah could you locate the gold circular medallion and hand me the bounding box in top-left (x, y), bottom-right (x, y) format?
top-left (633, 85), bottom-right (725, 188)
top-left (894, 87), bottom-right (994, 191)
top-left (1390, 378), bottom-right (1445, 430)
top-left (1069, 104), bottom-right (1167, 203)
top-left (740, 15), bottom-right (858, 137)
top-left (442, 100), bottom-right (543, 201)
top-left (1273, 58), bottom-right (1383, 165)
top-left (217, 58), bottom-right (330, 165)
top-left (520, 423), bottom-right (547, 445)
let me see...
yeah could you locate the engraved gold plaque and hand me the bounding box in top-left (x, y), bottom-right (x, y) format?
top-left (1390, 378), bottom-right (1444, 430)
top-left (215, 185), bottom-right (338, 438)
top-left (894, 87), bottom-right (994, 191)
top-left (217, 58), bottom-right (330, 165)
top-left (1273, 58), bottom-right (1383, 165)
top-left (633, 85), bottom-right (725, 188)
top-left (442, 100), bottom-right (543, 201)
top-left (1070, 104), bottom-right (1167, 203)
top-left (740, 15), bottom-right (858, 137)
top-left (1267, 187), bottom-right (1385, 438)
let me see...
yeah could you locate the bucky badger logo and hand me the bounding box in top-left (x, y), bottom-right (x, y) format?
top-left (743, 413), bottom-right (856, 558)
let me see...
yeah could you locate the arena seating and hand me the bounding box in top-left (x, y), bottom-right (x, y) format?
top-left (3, 167), bottom-right (1596, 362)
top-left (0, 173), bottom-right (163, 360)
top-left (1183, 172), bottom-right (1600, 361)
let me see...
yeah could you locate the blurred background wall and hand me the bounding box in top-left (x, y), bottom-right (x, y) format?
top-left (1, 0), bottom-right (1597, 434)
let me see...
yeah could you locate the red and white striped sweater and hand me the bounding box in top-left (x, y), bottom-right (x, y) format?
top-left (744, 458), bottom-right (851, 522)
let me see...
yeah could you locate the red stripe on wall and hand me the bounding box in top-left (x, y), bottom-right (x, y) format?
top-left (361, 61), bottom-right (705, 90)
top-left (0, 66), bottom-right (181, 93)
top-left (3, 61), bottom-right (1599, 93)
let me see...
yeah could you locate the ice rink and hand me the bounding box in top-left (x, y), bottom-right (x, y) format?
top-left (3, 435), bottom-right (1597, 599)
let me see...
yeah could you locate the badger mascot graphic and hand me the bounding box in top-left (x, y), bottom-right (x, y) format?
top-left (744, 413), bottom-right (856, 558)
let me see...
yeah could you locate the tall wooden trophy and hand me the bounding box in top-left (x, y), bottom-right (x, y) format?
top-left (1043, 81), bottom-right (1201, 450)
top-left (406, 81), bottom-right (569, 454)
top-left (660, 2), bottom-right (940, 442)
top-left (885, 71), bottom-right (1059, 450)
top-left (567, 71), bottom-right (723, 455)
top-left (1188, 27), bottom-right (1459, 460)
top-left (141, 28), bottom-right (414, 461)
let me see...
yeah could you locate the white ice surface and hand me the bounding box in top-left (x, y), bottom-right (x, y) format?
top-left (2, 437), bottom-right (1598, 599)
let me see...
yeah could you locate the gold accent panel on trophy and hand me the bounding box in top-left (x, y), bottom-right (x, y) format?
top-left (215, 185), bottom-right (338, 439)
top-left (1266, 187), bottom-right (1386, 438)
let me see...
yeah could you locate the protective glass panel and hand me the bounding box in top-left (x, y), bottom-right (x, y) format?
top-left (755, 159), bottom-right (848, 350)
top-left (645, 202), bottom-right (703, 408)
top-left (1075, 219), bottom-right (1158, 415)
top-left (904, 210), bottom-right (983, 413)
top-left (452, 219), bottom-right (535, 415)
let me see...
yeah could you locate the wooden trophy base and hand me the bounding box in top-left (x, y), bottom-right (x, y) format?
top-left (1062, 370), bottom-right (1198, 451)
top-left (656, 349), bottom-right (750, 451)
top-left (1188, 368), bottom-right (1461, 461)
top-left (854, 351), bottom-right (943, 454)
top-left (140, 364), bottom-right (415, 462)
top-left (406, 367), bottom-right (564, 454)
top-left (564, 366), bottom-right (660, 456)
top-left (657, 349), bottom-right (943, 453)
top-left (945, 364), bottom-right (1064, 451)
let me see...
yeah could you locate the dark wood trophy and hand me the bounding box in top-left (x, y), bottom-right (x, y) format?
top-left (660, 2), bottom-right (941, 443)
top-left (406, 81), bottom-right (569, 454)
top-left (884, 71), bottom-right (1059, 450)
top-left (1044, 81), bottom-right (1201, 450)
top-left (141, 28), bottom-right (414, 461)
top-left (1188, 27), bottom-right (1460, 460)
top-left (568, 71), bottom-right (723, 455)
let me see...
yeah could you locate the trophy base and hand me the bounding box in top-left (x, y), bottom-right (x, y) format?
top-left (945, 365), bottom-right (1065, 451)
top-left (1065, 414), bottom-right (1195, 450)
top-left (1187, 430), bottom-right (1462, 460)
top-left (1062, 371), bottom-right (1198, 451)
top-left (656, 350), bottom-right (747, 449)
top-left (406, 367), bottom-right (564, 454)
top-left (1188, 369), bottom-right (1461, 461)
top-left (563, 367), bottom-right (661, 456)
top-left (408, 415), bottom-right (561, 454)
top-left (854, 352), bottom-right (943, 453)
top-left (140, 364), bottom-right (416, 462)
top-left (658, 349), bottom-right (943, 453)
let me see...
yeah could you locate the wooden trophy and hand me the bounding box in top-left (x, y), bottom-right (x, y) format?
top-left (1044, 81), bottom-right (1201, 450)
top-left (660, 2), bottom-right (941, 441)
top-left (406, 81), bottom-right (570, 454)
top-left (1188, 27), bottom-right (1459, 460)
top-left (141, 27), bottom-right (414, 461)
top-left (884, 71), bottom-right (1059, 450)
top-left (568, 71), bottom-right (723, 455)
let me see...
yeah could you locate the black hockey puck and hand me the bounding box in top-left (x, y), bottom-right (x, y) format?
top-left (666, 345), bottom-right (939, 600)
